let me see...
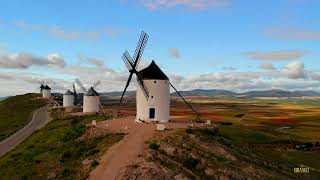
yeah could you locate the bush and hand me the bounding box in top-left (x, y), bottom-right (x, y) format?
top-left (234, 113), bottom-right (245, 118)
top-left (197, 127), bottom-right (219, 136)
top-left (149, 143), bottom-right (160, 150)
top-left (91, 160), bottom-right (99, 167)
top-left (183, 158), bottom-right (199, 169)
top-left (186, 128), bottom-right (193, 134)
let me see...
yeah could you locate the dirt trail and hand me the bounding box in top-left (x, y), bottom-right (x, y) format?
top-left (88, 116), bottom-right (156, 180)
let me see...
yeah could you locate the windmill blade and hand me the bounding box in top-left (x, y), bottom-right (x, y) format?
top-left (99, 100), bottom-right (106, 115)
top-left (136, 78), bottom-right (149, 100)
top-left (136, 73), bottom-right (149, 99)
top-left (169, 82), bottom-right (200, 118)
top-left (92, 80), bottom-right (101, 89)
top-left (120, 72), bottom-right (134, 103)
top-left (124, 51), bottom-right (134, 67)
top-left (73, 84), bottom-right (77, 105)
top-left (133, 31), bottom-right (148, 68)
top-left (75, 78), bottom-right (87, 92)
top-left (122, 54), bottom-right (133, 71)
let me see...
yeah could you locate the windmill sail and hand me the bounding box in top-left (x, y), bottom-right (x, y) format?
top-left (170, 82), bottom-right (200, 118)
top-left (119, 31), bottom-right (149, 104)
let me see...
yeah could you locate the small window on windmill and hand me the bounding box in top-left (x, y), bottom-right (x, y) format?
top-left (154, 81), bottom-right (157, 83)
top-left (151, 96), bottom-right (154, 99)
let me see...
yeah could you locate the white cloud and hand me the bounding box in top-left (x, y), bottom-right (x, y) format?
top-left (10, 20), bottom-right (128, 41)
top-left (105, 26), bottom-right (129, 37)
top-left (141, 0), bottom-right (230, 10)
top-left (265, 26), bottom-right (320, 40)
top-left (48, 25), bottom-right (81, 40)
top-left (281, 61), bottom-right (306, 79)
top-left (244, 50), bottom-right (306, 60)
top-left (260, 63), bottom-right (276, 70)
top-left (0, 52), bottom-right (65, 69)
top-left (78, 55), bottom-right (105, 67)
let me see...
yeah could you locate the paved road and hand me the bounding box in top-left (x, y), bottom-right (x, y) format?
top-left (0, 106), bottom-right (51, 157)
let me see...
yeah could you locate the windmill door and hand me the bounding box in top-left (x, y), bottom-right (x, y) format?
top-left (149, 108), bottom-right (155, 119)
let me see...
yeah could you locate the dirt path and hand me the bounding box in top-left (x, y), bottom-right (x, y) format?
top-left (88, 116), bottom-right (156, 180)
top-left (0, 106), bottom-right (51, 157)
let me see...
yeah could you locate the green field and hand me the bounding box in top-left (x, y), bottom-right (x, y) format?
top-left (0, 113), bottom-right (124, 179)
top-left (0, 94), bottom-right (46, 141)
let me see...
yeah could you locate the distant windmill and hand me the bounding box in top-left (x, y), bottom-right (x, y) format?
top-left (120, 31), bottom-right (200, 123)
top-left (39, 82), bottom-right (45, 94)
top-left (42, 84), bottom-right (52, 99)
top-left (63, 84), bottom-right (78, 107)
top-left (75, 79), bottom-right (102, 113)
top-left (63, 89), bottom-right (74, 107)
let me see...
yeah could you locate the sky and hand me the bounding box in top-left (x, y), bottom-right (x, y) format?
top-left (0, 0), bottom-right (320, 96)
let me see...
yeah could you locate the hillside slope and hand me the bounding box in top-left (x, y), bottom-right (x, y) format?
top-left (0, 94), bottom-right (46, 141)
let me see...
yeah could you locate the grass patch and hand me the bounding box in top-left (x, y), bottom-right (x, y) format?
top-left (0, 93), bottom-right (46, 141)
top-left (0, 113), bottom-right (124, 179)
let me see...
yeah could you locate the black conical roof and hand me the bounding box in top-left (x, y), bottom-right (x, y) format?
top-left (40, 84), bottom-right (44, 89)
top-left (43, 85), bottom-right (51, 90)
top-left (138, 61), bottom-right (168, 80)
top-left (64, 89), bottom-right (73, 95)
top-left (85, 87), bottom-right (99, 96)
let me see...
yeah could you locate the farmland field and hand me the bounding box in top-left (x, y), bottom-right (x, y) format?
top-left (104, 96), bottom-right (320, 178)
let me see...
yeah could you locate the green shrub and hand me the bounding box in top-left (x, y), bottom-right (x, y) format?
top-left (234, 113), bottom-right (245, 118)
top-left (149, 143), bottom-right (160, 150)
top-left (183, 158), bottom-right (199, 169)
top-left (196, 127), bottom-right (219, 136)
top-left (186, 128), bottom-right (193, 134)
top-left (91, 160), bottom-right (99, 167)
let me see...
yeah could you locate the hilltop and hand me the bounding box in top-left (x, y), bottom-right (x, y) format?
top-left (100, 89), bottom-right (320, 98)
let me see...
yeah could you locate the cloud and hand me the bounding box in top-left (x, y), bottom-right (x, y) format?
top-left (244, 50), bottom-right (306, 60)
top-left (266, 27), bottom-right (320, 40)
top-left (260, 63), bottom-right (276, 70)
top-left (281, 61), bottom-right (306, 79)
top-left (78, 55), bottom-right (105, 67)
top-left (105, 26), bottom-right (129, 37)
top-left (222, 66), bottom-right (237, 71)
top-left (0, 52), bottom-right (65, 69)
top-left (141, 0), bottom-right (230, 10)
top-left (48, 25), bottom-right (81, 40)
top-left (10, 20), bottom-right (128, 41)
top-left (168, 48), bottom-right (181, 58)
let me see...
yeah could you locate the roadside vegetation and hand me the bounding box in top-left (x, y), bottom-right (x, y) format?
top-left (0, 113), bottom-right (124, 179)
top-left (0, 93), bottom-right (46, 141)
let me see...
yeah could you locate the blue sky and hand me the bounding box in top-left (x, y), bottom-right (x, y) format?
top-left (0, 0), bottom-right (319, 96)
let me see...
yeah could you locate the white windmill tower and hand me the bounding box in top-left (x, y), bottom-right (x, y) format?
top-left (42, 84), bottom-right (51, 98)
top-left (63, 89), bottom-right (74, 107)
top-left (119, 31), bottom-right (200, 123)
top-left (63, 84), bottom-right (78, 107)
top-left (75, 79), bottom-right (101, 113)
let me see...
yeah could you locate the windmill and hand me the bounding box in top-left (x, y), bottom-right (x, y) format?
top-left (39, 82), bottom-right (45, 94)
top-left (75, 79), bottom-right (103, 113)
top-left (63, 84), bottom-right (78, 107)
top-left (119, 31), bottom-right (200, 123)
top-left (42, 84), bottom-right (52, 98)
top-left (63, 89), bottom-right (74, 107)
